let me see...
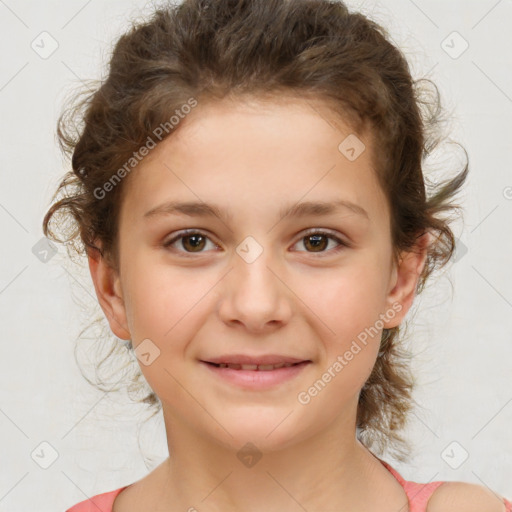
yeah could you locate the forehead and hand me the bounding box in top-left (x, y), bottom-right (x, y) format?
top-left (164, 94), bottom-right (365, 161)
top-left (121, 95), bottom-right (387, 227)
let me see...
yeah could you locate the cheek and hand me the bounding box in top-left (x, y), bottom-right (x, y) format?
top-left (298, 265), bottom-right (386, 392)
top-left (301, 264), bottom-right (388, 341)
top-left (123, 262), bottom-right (217, 357)
top-left (121, 264), bottom-right (210, 403)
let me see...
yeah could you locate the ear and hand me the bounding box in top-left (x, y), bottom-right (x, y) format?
top-left (383, 230), bottom-right (431, 329)
top-left (87, 244), bottom-right (131, 340)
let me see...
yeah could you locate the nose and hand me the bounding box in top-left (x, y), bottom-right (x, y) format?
top-left (217, 246), bottom-right (293, 333)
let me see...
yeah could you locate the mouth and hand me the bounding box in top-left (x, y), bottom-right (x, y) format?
top-left (199, 356), bottom-right (312, 389)
top-left (202, 361), bottom-right (307, 371)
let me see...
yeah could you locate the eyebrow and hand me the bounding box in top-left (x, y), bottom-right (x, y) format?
top-left (143, 199), bottom-right (370, 222)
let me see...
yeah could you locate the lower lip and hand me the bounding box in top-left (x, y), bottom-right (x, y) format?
top-left (200, 361), bottom-right (311, 389)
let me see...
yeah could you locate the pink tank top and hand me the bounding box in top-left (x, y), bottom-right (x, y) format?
top-left (65, 459), bottom-right (512, 512)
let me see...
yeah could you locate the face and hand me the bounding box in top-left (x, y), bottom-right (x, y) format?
top-left (89, 95), bottom-right (427, 453)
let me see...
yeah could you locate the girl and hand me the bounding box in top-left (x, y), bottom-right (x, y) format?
top-left (43, 0), bottom-right (511, 511)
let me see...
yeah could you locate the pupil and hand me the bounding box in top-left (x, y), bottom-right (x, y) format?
top-left (306, 235), bottom-right (327, 252)
top-left (184, 235), bottom-right (205, 252)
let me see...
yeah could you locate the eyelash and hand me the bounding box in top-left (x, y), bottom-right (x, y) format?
top-left (162, 228), bottom-right (349, 257)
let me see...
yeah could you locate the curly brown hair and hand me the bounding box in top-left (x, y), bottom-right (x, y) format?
top-left (43, 0), bottom-right (468, 463)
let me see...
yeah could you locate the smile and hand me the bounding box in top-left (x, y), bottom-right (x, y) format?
top-left (206, 362), bottom-right (303, 371)
top-left (200, 360), bottom-right (312, 389)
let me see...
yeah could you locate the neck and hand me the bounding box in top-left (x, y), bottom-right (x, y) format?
top-left (158, 407), bottom-right (383, 512)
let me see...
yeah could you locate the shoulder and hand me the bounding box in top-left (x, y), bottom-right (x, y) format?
top-left (427, 481), bottom-right (508, 512)
top-left (66, 487), bottom-right (126, 512)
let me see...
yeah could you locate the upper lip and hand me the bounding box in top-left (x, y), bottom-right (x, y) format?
top-left (201, 354), bottom-right (310, 365)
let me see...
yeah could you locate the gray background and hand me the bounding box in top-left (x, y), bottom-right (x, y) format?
top-left (0, 0), bottom-right (511, 510)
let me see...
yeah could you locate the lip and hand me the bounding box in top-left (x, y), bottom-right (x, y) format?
top-left (199, 358), bottom-right (312, 390)
top-left (201, 354), bottom-right (309, 365)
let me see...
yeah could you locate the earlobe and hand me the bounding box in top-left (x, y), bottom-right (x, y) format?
top-left (87, 245), bottom-right (131, 340)
top-left (383, 231), bottom-right (431, 329)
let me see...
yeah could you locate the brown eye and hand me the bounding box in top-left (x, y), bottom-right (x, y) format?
top-left (181, 234), bottom-right (207, 252)
top-left (293, 230), bottom-right (348, 255)
top-left (303, 234), bottom-right (329, 252)
top-left (163, 230), bottom-right (217, 254)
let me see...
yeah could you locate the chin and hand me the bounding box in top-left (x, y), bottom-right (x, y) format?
top-left (203, 408), bottom-right (311, 455)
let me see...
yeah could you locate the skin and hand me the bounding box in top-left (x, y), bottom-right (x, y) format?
top-left (88, 95), bottom-right (431, 512)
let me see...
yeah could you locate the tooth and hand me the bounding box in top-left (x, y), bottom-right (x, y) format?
top-left (215, 362), bottom-right (300, 370)
top-left (240, 364), bottom-right (258, 370)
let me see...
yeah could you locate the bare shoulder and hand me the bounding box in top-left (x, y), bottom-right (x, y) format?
top-left (427, 481), bottom-right (508, 512)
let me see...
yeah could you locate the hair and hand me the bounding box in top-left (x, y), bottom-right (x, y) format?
top-left (43, 0), bottom-right (468, 463)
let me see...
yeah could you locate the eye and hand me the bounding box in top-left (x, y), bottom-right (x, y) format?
top-left (292, 229), bottom-right (349, 255)
top-left (162, 228), bottom-right (349, 256)
top-left (163, 230), bottom-right (218, 255)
